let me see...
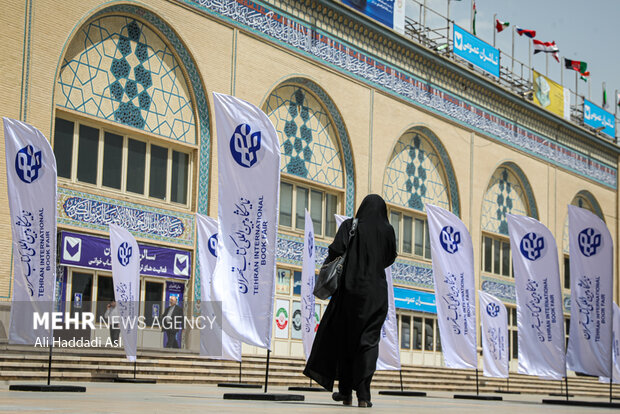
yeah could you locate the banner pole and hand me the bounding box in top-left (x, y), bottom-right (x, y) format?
top-left (492, 13), bottom-right (496, 47)
top-left (475, 368), bottom-right (479, 396)
top-left (239, 361), bottom-right (242, 383)
top-left (264, 349), bottom-right (271, 393)
top-left (400, 370), bottom-right (404, 392)
top-left (564, 376), bottom-right (569, 401)
top-left (133, 360), bottom-right (137, 379)
top-left (506, 376), bottom-right (509, 392)
top-left (47, 330), bottom-right (54, 386)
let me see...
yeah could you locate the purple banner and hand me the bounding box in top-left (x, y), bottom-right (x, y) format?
top-left (60, 231), bottom-right (191, 279)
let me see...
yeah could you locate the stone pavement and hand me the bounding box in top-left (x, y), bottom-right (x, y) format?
top-left (0, 382), bottom-right (615, 413)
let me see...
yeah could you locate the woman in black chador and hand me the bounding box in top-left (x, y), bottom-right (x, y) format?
top-left (304, 194), bottom-right (397, 408)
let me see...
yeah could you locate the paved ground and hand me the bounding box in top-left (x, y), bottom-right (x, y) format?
top-left (0, 382), bottom-right (617, 413)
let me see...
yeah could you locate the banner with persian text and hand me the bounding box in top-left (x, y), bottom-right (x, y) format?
top-left (479, 290), bottom-right (509, 378)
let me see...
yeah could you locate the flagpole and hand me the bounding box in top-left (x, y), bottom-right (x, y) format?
top-left (528, 41), bottom-right (532, 83)
top-left (546, 53), bottom-right (549, 77)
top-left (511, 26), bottom-right (515, 75)
top-left (560, 56), bottom-right (564, 86)
top-left (575, 71), bottom-right (578, 102)
top-left (470, 0), bottom-right (474, 33)
top-left (588, 79), bottom-right (591, 100)
top-left (493, 13), bottom-right (496, 47)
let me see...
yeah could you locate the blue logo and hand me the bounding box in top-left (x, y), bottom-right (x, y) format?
top-left (439, 226), bottom-right (461, 254)
top-left (578, 228), bottom-right (601, 257)
top-left (15, 145), bottom-right (42, 183)
top-left (208, 234), bottom-right (218, 258)
top-left (520, 233), bottom-right (545, 261)
top-left (486, 303), bottom-right (500, 318)
top-left (117, 242), bottom-right (132, 267)
top-left (307, 231), bottom-right (314, 258)
top-left (230, 124), bottom-right (261, 168)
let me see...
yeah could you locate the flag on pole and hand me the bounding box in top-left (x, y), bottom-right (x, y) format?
top-left (507, 214), bottom-right (566, 380)
top-left (196, 214), bottom-right (242, 361)
top-left (516, 26), bottom-right (536, 38)
top-left (472, 1), bottom-right (477, 35)
top-left (564, 58), bottom-right (590, 80)
top-left (532, 39), bottom-right (559, 62)
top-left (334, 214), bottom-right (400, 371)
top-left (211, 92), bottom-right (281, 349)
top-left (109, 224), bottom-right (140, 362)
top-left (566, 206), bottom-right (613, 378)
top-left (4, 118), bottom-right (57, 345)
top-left (495, 19), bottom-right (510, 33)
top-left (427, 204), bottom-right (477, 370)
top-left (603, 82), bottom-right (608, 109)
top-left (301, 209), bottom-right (317, 360)
top-left (479, 290), bottom-right (509, 378)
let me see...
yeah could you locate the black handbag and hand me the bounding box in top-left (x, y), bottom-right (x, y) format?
top-left (313, 218), bottom-right (358, 300)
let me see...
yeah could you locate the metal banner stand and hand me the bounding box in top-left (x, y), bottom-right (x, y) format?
top-left (543, 375), bottom-right (620, 408)
top-left (218, 360), bottom-right (262, 389)
top-left (378, 369), bottom-right (427, 397)
top-left (223, 350), bottom-right (304, 401)
top-left (114, 357), bottom-right (156, 384)
top-left (10, 329), bottom-right (86, 392)
top-left (454, 369), bottom-right (502, 401)
top-left (288, 377), bottom-right (328, 392)
top-left (494, 376), bottom-right (521, 394)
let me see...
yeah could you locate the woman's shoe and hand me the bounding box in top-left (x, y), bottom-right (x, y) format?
top-left (358, 400), bottom-right (373, 408)
top-left (332, 392), bottom-right (352, 406)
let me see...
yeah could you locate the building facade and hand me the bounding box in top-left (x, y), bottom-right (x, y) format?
top-left (0, 0), bottom-right (618, 369)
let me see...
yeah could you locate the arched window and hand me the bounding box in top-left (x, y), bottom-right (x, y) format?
top-left (383, 127), bottom-right (458, 260)
top-left (54, 15), bottom-right (197, 206)
top-left (264, 82), bottom-right (350, 239)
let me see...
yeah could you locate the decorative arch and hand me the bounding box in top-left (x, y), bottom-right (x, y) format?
top-left (54, 4), bottom-right (211, 213)
top-left (383, 126), bottom-right (460, 216)
top-left (262, 77), bottom-right (355, 215)
top-left (562, 190), bottom-right (604, 253)
top-left (481, 162), bottom-right (538, 236)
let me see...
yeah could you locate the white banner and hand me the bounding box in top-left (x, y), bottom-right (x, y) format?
top-left (4, 118), bottom-right (57, 345)
top-left (211, 92), bottom-right (280, 349)
top-left (426, 204), bottom-right (477, 369)
top-left (566, 205), bottom-right (613, 377)
top-left (109, 224), bottom-right (140, 362)
top-left (479, 290), bottom-right (509, 378)
top-left (335, 214), bottom-right (400, 370)
top-left (507, 214), bottom-right (566, 379)
top-left (302, 209), bottom-right (317, 359)
top-left (377, 266), bottom-right (401, 371)
top-left (600, 303), bottom-right (620, 384)
top-left (196, 214), bottom-right (242, 361)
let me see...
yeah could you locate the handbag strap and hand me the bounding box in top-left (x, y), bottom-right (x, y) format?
top-left (341, 218), bottom-right (358, 258)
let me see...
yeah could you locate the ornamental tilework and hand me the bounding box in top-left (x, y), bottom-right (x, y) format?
top-left (57, 16), bottom-right (196, 143)
top-left (561, 193), bottom-right (602, 254)
top-left (183, 0), bottom-right (617, 189)
top-left (481, 277), bottom-right (516, 304)
top-left (481, 167), bottom-right (531, 236)
top-left (384, 131), bottom-right (450, 213)
top-left (265, 85), bottom-right (344, 188)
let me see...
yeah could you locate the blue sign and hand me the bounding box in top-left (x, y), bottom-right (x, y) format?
top-left (584, 99), bottom-right (615, 138)
top-left (453, 25), bottom-right (500, 78)
top-left (393, 287), bottom-right (436, 314)
top-left (340, 1), bottom-right (404, 32)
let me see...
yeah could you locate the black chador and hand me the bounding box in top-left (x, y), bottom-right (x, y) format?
top-left (304, 194), bottom-right (397, 403)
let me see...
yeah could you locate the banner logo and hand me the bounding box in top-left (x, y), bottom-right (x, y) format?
top-left (173, 254), bottom-right (189, 276)
top-left (208, 234), bottom-right (218, 258)
top-left (486, 303), bottom-right (500, 318)
top-left (63, 237), bottom-right (82, 262)
top-left (520, 233), bottom-right (545, 261)
top-left (117, 242), bottom-right (132, 267)
top-left (230, 124), bottom-right (261, 168)
top-left (578, 228), bottom-right (602, 257)
top-left (307, 231), bottom-right (314, 258)
top-left (275, 307), bottom-right (288, 330)
top-left (15, 145), bottom-right (42, 183)
top-left (439, 226), bottom-right (461, 254)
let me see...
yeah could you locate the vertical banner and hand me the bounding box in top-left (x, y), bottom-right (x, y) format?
top-left (479, 290), bottom-right (509, 378)
top-left (211, 92), bottom-right (280, 349)
top-left (302, 209), bottom-right (317, 359)
top-left (196, 214), bottom-right (241, 361)
top-left (4, 118), bottom-right (57, 345)
top-left (600, 303), bottom-right (620, 383)
top-left (426, 204), bottom-right (477, 369)
top-left (507, 214), bottom-right (566, 379)
top-left (109, 224), bottom-right (140, 362)
top-left (376, 266), bottom-right (401, 371)
top-left (566, 205), bottom-right (613, 377)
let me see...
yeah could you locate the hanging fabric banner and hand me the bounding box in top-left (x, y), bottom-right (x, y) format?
top-left (507, 214), bottom-right (566, 379)
top-left (302, 209), bottom-right (317, 360)
top-left (599, 303), bottom-right (620, 384)
top-left (566, 205), bottom-right (613, 377)
top-left (4, 118), bottom-right (57, 345)
top-left (211, 92), bottom-right (280, 349)
top-left (196, 214), bottom-right (242, 361)
top-left (335, 214), bottom-right (400, 370)
top-left (109, 224), bottom-right (140, 362)
top-left (426, 204), bottom-right (477, 370)
top-left (479, 290), bottom-right (509, 378)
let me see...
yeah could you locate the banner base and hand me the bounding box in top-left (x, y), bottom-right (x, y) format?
top-left (548, 393), bottom-right (573, 397)
top-left (114, 378), bottom-right (156, 384)
top-left (288, 386), bottom-right (327, 392)
top-left (542, 399), bottom-right (620, 408)
top-left (454, 394), bottom-right (502, 401)
top-left (378, 390), bottom-right (427, 397)
top-left (9, 385), bottom-right (86, 392)
top-left (223, 393), bottom-right (304, 401)
top-left (218, 383), bottom-right (262, 389)
top-left (494, 390), bottom-right (521, 394)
